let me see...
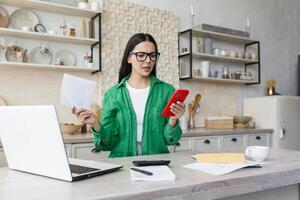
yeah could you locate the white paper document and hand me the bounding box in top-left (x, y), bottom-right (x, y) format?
top-left (183, 162), bottom-right (261, 176)
top-left (130, 166), bottom-right (176, 181)
top-left (60, 74), bottom-right (96, 109)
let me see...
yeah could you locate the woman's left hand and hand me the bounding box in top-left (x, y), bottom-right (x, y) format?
top-left (169, 101), bottom-right (185, 127)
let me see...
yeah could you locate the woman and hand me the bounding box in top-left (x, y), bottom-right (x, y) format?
top-left (73, 33), bottom-right (185, 158)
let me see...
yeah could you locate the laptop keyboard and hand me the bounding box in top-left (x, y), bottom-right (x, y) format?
top-left (69, 164), bottom-right (100, 174)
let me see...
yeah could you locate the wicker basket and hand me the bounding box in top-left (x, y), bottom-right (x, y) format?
top-left (205, 117), bottom-right (234, 129)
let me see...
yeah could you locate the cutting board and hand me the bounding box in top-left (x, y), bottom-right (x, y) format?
top-left (0, 97), bottom-right (7, 106)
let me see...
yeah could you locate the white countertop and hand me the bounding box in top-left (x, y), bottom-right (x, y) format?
top-left (0, 128), bottom-right (273, 147)
top-left (61, 128), bottom-right (273, 144)
top-left (0, 148), bottom-right (299, 200)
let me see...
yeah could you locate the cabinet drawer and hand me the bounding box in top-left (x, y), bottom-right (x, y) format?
top-left (72, 143), bottom-right (109, 160)
top-left (175, 138), bottom-right (193, 152)
top-left (194, 137), bottom-right (219, 151)
top-left (222, 135), bottom-right (245, 149)
top-left (65, 144), bottom-right (72, 158)
top-left (248, 134), bottom-right (268, 146)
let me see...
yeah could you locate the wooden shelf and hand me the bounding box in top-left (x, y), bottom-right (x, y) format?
top-left (179, 52), bottom-right (258, 64)
top-left (0, 0), bottom-right (100, 17)
top-left (0, 28), bottom-right (98, 45)
top-left (0, 61), bottom-right (98, 72)
top-left (180, 29), bottom-right (256, 44)
top-left (184, 76), bottom-right (258, 84)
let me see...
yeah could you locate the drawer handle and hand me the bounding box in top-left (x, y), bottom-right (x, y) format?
top-left (91, 148), bottom-right (101, 153)
top-left (256, 136), bottom-right (261, 140)
top-left (231, 138), bottom-right (237, 142)
top-left (204, 140), bottom-right (210, 144)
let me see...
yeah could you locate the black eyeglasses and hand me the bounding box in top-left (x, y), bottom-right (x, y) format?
top-left (129, 51), bottom-right (160, 62)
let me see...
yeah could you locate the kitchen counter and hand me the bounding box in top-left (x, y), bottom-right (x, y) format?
top-left (62, 128), bottom-right (273, 144)
top-left (0, 128), bottom-right (273, 147)
top-left (181, 127), bottom-right (273, 137)
top-left (0, 148), bottom-right (299, 200)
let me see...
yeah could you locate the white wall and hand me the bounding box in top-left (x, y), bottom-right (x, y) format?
top-left (125, 0), bottom-right (300, 95)
top-left (1, 0), bottom-right (299, 125)
top-left (124, 0), bottom-right (300, 124)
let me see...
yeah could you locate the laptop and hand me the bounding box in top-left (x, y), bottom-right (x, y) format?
top-left (0, 105), bottom-right (123, 181)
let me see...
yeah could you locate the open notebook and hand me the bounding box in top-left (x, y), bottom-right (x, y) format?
top-left (130, 166), bottom-right (176, 181)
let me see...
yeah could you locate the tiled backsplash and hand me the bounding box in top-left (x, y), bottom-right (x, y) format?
top-left (99, 0), bottom-right (179, 104)
top-left (180, 81), bottom-right (239, 127)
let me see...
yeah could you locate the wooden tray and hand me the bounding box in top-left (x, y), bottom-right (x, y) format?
top-left (0, 96), bottom-right (7, 106)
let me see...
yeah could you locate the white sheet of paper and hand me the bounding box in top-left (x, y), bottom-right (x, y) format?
top-left (183, 162), bottom-right (261, 176)
top-left (60, 74), bottom-right (96, 109)
top-left (130, 166), bottom-right (176, 181)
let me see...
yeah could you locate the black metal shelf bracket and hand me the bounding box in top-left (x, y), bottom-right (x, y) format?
top-left (244, 41), bottom-right (260, 85)
top-left (90, 13), bottom-right (101, 74)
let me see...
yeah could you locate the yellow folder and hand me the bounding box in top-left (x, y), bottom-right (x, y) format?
top-left (196, 153), bottom-right (245, 164)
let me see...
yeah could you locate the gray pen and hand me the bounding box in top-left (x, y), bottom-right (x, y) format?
top-left (130, 167), bottom-right (153, 176)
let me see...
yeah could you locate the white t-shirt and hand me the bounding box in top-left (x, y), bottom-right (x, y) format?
top-left (126, 81), bottom-right (150, 142)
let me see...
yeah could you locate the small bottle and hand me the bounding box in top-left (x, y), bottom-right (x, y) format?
top-left (222, 66), bottom-right (230, 79)
top-left (80, 19), bottom-right (87, 38)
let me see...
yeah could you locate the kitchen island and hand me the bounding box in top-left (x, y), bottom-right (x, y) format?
top-left (0, 148), bottom-right (299, 200)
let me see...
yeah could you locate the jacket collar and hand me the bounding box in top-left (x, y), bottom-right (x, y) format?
top-left (117, 74), bottom-right (162, 88)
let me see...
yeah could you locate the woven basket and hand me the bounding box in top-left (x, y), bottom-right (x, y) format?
top-left (205, 117), bottom-right (234, 129)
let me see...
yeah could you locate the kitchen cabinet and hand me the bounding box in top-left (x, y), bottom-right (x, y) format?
top-left (0, 0), bottom-right (101, 74)
top-left (64, 144), bottom-right (72, 158)
top-left (174, 138), bottom-right (193, 152)
top-left (178, 28), bottom-right (260, 85)
top-left (194, 136), bottom-right (220, 151)
top-left (71, 143), bottom-right (109, 160)
top-left (247, 133), bottom-right (269, 146)
top-left (175, 132), bottom-right (271, 152)
top-left (221, 135), bottom-right (245, 149)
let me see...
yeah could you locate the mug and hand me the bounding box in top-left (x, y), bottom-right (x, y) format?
top-left (245, 146), bottom-right (270, 162)
top-left (48, 30), bottom-right (57, 35)
top-left (78, 2), bottom-right (89, 9)
top-left (199, 61), bottom-right (210, 77)
top-left (90, 2), bottom-right (99, 11)
top-left (22, 26), bottom-right (32, 32)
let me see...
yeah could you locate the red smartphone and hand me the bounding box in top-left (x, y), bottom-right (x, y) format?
top-left (161, 89), bottom-right (189, 117)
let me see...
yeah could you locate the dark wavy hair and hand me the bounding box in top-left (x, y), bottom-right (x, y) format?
top-left (118, 33), bottom-right (158, 83)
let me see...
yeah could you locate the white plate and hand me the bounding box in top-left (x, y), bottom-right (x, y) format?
top-left (29, 46), bottom-right (52, 65)
top-left (40, 0), bottom-right (77, 6)
top-left (0, 7), bottom-right (9, 28)
top-left (54, 49), bottom-right (76, 66)
top-left (9, 9), bottom-right (40, 30)
top-left (5, 46), bottom-right (28, 62)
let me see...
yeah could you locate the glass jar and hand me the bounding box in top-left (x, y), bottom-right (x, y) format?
top-left (222, 66), bottom-right (230, 79)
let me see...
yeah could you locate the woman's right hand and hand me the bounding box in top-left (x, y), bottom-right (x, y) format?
top-left (72, 107), bottom-right (100, 131)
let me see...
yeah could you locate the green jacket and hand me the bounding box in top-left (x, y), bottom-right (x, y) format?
top-left (92, 75), bottom-right (182, 158)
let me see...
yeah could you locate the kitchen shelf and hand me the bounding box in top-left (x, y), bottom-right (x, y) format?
top-left (178, 28), bottom-right (260, 85)
top-left (0, 0), bottom-right (99, 17)
top-left (0, 0), bottom-right (102, 74)
top-left (179, 51), bottom-right (258, 64)
top-left (182, 29), bottom-right (256, 44)
top-left (186, 76), bottom-right (258, 84)
top-left (0, 28), bottom-right (98, 45)
top-left (0, 61), bottom-right (97, 72)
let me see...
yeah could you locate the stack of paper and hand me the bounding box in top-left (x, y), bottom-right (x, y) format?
top-left (184, 153), bottom-right (261, 176)
top-left (130, 166), bottom-right (176, 181)
top-left (196, 153), bottom-right (245, 164)
top-left (183, 162), bottom-right (261, 176)
top-left (60, 74), bottom-right (96, 109)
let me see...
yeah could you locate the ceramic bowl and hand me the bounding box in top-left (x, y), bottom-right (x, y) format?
top-left (233, 116), bottom-right (252, 124)
top-left (60, 123), bottom-right (82, 135)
